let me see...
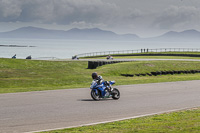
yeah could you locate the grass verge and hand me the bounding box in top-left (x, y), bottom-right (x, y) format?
top-left (42, 108), bottom-right (200, 133)
top-left (81, 51), bottom-right (200, 59)
top-left (1, 58), bottom-right (200, 93)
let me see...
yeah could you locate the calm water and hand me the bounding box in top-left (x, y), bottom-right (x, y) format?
top-left (0, 38), bottom-right (199, 59)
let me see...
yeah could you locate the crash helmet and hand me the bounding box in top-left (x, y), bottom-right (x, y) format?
top-left (92, 72), bottom-right (98, 79)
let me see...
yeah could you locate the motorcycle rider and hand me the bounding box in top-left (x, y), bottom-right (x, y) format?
top-left (91, 72), bottom-right (111, 92)
top-left (92, 72), bottom-right (104, 85)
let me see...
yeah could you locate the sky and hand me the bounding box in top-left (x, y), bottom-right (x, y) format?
top-left (0, 0), bottom-right (200, 37)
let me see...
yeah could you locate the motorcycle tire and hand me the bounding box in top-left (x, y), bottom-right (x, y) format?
top-left (91, 89), bottom-right (101, 101)
top-left (112, 88), bottom-right (120, 100)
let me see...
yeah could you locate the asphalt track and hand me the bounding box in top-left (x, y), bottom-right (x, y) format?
top-left (0, 80), bottom-right (200, 133)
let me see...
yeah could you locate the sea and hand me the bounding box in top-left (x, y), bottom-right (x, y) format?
top-left (0, 38), bottom-right (199, 60)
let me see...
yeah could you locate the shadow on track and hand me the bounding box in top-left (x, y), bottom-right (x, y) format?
top-left (79, 98), bottom-right (114, 101)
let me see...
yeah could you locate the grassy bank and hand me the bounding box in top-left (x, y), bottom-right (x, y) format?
top-left (0, 58), bottom-right (90, 93)
top-left (83, 56), bottom-right (200, 60)
top-left (43, 108), bottom-right (200, 133)
top-left (1, 58), bottom-right (200, 93)
top-left (81, 51), bottom-right (200, 59)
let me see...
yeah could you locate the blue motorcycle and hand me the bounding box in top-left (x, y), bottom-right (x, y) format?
top-left (90, 80), bottom-right (120, 101)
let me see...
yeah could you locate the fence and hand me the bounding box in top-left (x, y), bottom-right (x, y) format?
top-left (76, 48), bottom-right (200, 57)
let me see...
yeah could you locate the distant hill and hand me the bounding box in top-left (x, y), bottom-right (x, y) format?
top-left (0, 26), bottom-right (139, 40)
top-left (150, 29), bottom-right (200, 41)
top-left (1, 27), bottom-right (200, 41)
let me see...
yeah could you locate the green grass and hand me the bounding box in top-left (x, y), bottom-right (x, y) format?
top-left (82, 56), bottom-right (200, 59)
top-left (0, 59), bottom-right (91, 93)
top-left (114, 51), bottom-right (200, 56)
top-left (42, 108), bottom-right (200, 133)
top-left (112, 56), bottom-right (200, 59)
top-left (101, 61), bottom-right (200, 75)
top-left (1, 58), bottom-right (200, 93)
top-left (81, 51), bottom-right (200, 59)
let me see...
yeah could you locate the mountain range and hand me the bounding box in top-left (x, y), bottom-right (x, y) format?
top-left (149, 29), bottom-right (200, 42)
top-left (0, 26), bottom-right (139, 40)
top-left (0, 26), bottom-right (200, 41)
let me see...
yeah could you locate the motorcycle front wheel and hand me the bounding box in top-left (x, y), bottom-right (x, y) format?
top-left (112, 88), bottom-right (120, 100)
top-left (91, 89), bottom-right (101, 101)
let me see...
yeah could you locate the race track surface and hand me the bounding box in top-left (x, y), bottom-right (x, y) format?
top-left (0, 80), bottom-right (200, 133)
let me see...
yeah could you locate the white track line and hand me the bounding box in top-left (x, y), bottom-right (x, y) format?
top-left (26, 106), bottom-right (198, 133)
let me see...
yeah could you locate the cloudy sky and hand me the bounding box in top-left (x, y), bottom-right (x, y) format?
top-left (0, 0), bottom-right (200, 37)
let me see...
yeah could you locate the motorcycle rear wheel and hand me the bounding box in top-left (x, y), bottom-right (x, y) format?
top-left (91, 89), bottom-right (101, 101)
top-left (112, 88), bottom-right (120, 100)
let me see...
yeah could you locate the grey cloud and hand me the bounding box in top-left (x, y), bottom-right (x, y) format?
top-left (0, 0), bottom-right (144, 30)
top-left (153, 5), bottom-right (200, 29)
top-left (0, 0), bottom-right (120, 24)
top-left (0, 0), bottom-right (22, 21)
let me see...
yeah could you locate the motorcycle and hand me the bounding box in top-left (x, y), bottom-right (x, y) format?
top-left (106, 55), bottom-right (113, 60)
top-left (72, 55), bottom-right (79, 60)
top-left (90, 80), bottom-right (120, 101)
